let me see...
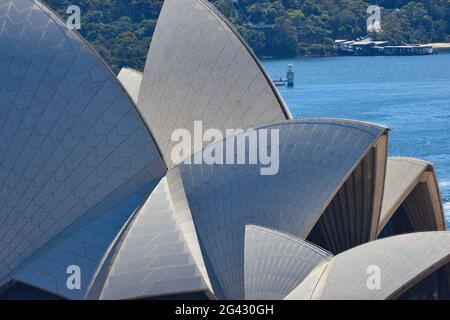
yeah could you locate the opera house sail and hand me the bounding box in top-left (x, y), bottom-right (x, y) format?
top-left (0, 0), bottom-right (448, 300)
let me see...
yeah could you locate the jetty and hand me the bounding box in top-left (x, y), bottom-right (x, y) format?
top-left (334, 38), bottom-right (434, 56)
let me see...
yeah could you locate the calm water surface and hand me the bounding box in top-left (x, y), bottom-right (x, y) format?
top-left (263, 54), bottom-right (450, 228)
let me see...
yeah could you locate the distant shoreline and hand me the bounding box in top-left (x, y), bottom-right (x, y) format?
top-left (423, 42), bottom-right (450, 48)
top-left (260, 43), bottom-right (450, 60)
top-left (423, 42), bottom-right (450, 50)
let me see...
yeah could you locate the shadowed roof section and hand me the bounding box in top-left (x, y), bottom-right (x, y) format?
top-left (171, 118), bottom-right (387, 299)
top-left (0, 281), bottom-right (65, 300)
top-left (10, 180), bottom-right (158, 299)
top-left (285, 232), bottom-right (450, 300)
top-left (244, 225), bottom-right (332, 300)
top-left (94, 177), bottom-right (213, 300)
top-left (306, 129), bottom-right (387, 254)
top-left (137, 0), bottom-right (291, 167)
top-left (377, 157), bottom-right (445, 237)
top-left (0, 0), bottom-right (165, 287)
top-left (117, 68), bottom-right (143, 104)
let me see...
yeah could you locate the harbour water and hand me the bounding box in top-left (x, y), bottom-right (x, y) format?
top-left (263, 54), bottom-right (450, 229)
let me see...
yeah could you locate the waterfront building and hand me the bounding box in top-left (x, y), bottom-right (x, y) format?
top-left (335, 38), bottom-right (434, 56)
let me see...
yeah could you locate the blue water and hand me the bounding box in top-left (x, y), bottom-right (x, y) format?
top-left (263, 54), bottom-right (450, 229)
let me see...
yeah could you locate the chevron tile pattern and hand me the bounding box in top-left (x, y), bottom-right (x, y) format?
top-left (11, 181), bottom-right (156, 299)
top-left (302, 232), bottom-right (450, 300)
top-left (99, 177), bottom-right (210, 300)
top-left (0, 0), bottom-right (165, 285)
top-left (244, 225), bottom-right (332, 300)
top-left (173, 119), bottom-right (387, 299)
top-left (137, 0), bottom-right (290, 167)
top-left (0, 0), bottom-right (448, 301)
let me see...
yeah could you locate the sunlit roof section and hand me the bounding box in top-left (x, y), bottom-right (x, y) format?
top-left (117, 68), bottom-right (143, 103)
top-left (378, 157), bottom-right (445, 237)
top-left (137, 0), bottom-right (291, 167)
top-left (172, 119), bottom-right (387, 298)
top-left (285, 232), bottom-right (450, 300)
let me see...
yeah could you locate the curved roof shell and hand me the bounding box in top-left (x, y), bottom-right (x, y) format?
top-left (0, 0), bottom-right (165, 289)
top-left (285, 232), bottom-right (450, 300)
top-left (10, 180), bottom-right (157, 299)
top-left (170, 118), bottom-right (387, 299)
top-left (244, 225), bottom-right (332, 300)
top-left (117, 68), bottom-right (143, 104)
top-left (378, 157), bottom-right (445, 237)
top-left (93, 177), bottom-right (213, 300)
top-left (306, 129), bottom-right (387, 254)
top-left (1, 0), bottom-right (447, 302)
top-left (137, 0), bottom-right (291, 167)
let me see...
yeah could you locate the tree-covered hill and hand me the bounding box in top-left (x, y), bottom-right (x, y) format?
top-left (216, 0), bottom-right (450, 57)
top-left (42, 0), bottom-right (450, 73)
